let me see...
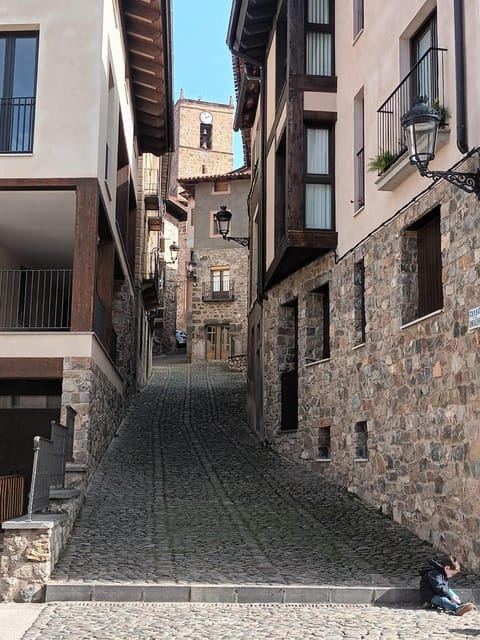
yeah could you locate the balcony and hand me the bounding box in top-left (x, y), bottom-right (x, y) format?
top-left (0, 96), bottom-right (36, 153)
top-left (141, 251), bottom-right (163, 311)
top-left (376, 47), bottom-right (447, 178)
top-left (0, 269), bottom-right (72, 330)
top-left (202, 281), bottom-right (235, 302)
top-left (144, 167), bottom-right (160, 212)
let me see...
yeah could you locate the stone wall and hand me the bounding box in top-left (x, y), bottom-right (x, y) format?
top-left (61, 358), bottom-right (124, 487)
top-left (190, 246), bottom-right (249, 362)
top-left (262, 179), bottom-right (480, 569)
top-left (0, 491), bottom-right (83, 602)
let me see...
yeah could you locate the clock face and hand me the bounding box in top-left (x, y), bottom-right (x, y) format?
top-left (200, 111), bottom-right (213, 125)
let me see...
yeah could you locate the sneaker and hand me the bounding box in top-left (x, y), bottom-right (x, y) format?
top-left (456, 603), bottom-right (475, 616)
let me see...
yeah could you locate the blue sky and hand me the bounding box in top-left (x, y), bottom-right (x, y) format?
top-left (172, 0), bottom-right (244, 167)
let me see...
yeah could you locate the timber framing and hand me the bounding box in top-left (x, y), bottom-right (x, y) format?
top-left (120, 0), bottom-right (174, 155)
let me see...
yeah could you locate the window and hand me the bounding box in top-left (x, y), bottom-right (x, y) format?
top-left (355, 421), bottom-right (368, 459)
top-left (353, 0), bottom-right (364, 38)
top-left (210, 211), bottom-right (222, 238)
top-left (353, 90), bottom-right (364, 211)
top-left (305, 126), bottom-right (333, 229)
top-left (305, 0), bottom-right (334, 76)
top-left (213, 180), bottom-right (229, 194)
top-left (276, 2), bottom-right (287, 104)
top-left (275, 132), bottom-right (286, 247)
top-left (200, 123), bottom-right (212, 149)
top-left (411, 12), bottom-right (437, 104)
top-left (305, 282), bottom-right (330, 362)
top-left (402, 207), bottom-right (443, 323)
top-left (353, 260), bottom-right (366, 345)
top-left (211, 267), bottom-right (230, 299)
top-left (317, 427), bottom-right (331, 460)
top-left (0, 32), bottom-right (39, 153)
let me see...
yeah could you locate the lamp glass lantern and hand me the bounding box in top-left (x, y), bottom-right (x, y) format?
top-left (215, 205), bottom-right (232, 238)
top-left (401, 98), bottom-right (441, 173)
top-left (169, 241), bottom-right (179, 263)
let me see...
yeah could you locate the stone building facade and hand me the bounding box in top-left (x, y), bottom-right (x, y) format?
top-left (262, 174), bottom-right (480, 570)
top-left (169, 95), bottom-right (234, 196)
top-left (228, 0), bottom-right (480, 569)
top-left (179, 173), bottom-right (250, 363)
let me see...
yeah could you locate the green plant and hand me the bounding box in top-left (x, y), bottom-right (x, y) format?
top-left (432, 100), bottom-right (450, 127)
top-left (367, 150), bottom-right (397, 174)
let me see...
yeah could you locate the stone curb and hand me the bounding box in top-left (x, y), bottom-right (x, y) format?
top-left (45, 584), bottom-right (480, 605)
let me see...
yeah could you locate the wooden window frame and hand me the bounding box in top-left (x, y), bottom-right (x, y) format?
top-left (304, 123), bottom-right (335, 230)
top-left (304, 0), bottom-right (335, 77)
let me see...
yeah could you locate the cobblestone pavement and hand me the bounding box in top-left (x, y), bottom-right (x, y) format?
top-left (20, 603), bottom-right (480, 640)
top-left (51, 359), bottom-right (480, 588)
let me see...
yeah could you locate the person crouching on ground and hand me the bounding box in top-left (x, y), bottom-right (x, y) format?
top-left (419, 554), bottom-right (475, 616)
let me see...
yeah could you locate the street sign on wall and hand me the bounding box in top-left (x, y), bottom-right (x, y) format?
top-left (468, 306), bottom-right (480, 330)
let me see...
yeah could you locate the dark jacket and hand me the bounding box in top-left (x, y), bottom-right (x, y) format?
top-left (419, 560), bottom-right (451, 601)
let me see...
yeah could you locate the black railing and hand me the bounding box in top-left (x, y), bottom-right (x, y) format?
top-left (0, 96), bottom-right (36, 153)
top-left (202, 281), bottom-right (235, 302)
top-left (377, 47), bottom-right (446, 172)
top-left (27, 421), bottom-right (71, 519)
top-left (144, 168), bottom-right (159, 196)
top-left (0, 269), bottom-right (72, 330)
top-left (355, 146), bottom-right (365, 209)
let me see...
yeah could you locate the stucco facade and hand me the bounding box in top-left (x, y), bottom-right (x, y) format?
top-left (0, 0), bottom-right (173, 511)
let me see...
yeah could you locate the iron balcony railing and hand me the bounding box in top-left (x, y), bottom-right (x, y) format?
top-left (0, 96), bottom-right (36, 153)
top-left (144, 168), bottom-right (159, 196)
top-left (0, 269), bottom-right (72, 330)
top-left (202, 281), bottom-right (235, 302)
top-left (376, 47), bottom-right (447, 172)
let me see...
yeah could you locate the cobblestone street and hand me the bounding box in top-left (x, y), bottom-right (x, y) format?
top-left (49, 358), bottom-right (480, 589)
top-left (13, 602), bottom-right (480, 640)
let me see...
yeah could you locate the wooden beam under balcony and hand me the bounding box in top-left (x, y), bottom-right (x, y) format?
top-left (265, 230), bottom-right (337, 289)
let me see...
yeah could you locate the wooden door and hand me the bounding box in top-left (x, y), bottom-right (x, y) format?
top-left (206, 325), bottom-right (230, 360)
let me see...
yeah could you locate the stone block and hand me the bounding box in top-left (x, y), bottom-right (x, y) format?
top-left (284, 586), bottom-right (330, 603)
top-left (328, 587), bottom-right (375, 604)
top-left (374, 588), bottom-right (420, 604)
top-left (190, 585), bottom-right (236, 603)
top-left (143, 585), bottom-right (190, 602)
top-left (236, 586), bottom-right (284, 603)
top-left (45, 583), bottom-right (93, 602)
top-left (93, 584), bottom-right (143, 601)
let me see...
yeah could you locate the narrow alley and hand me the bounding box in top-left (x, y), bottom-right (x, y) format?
top-left (49, 358), bottom-right (478, 591)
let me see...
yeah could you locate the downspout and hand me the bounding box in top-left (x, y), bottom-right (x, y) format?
top-left (454, 0), bottom-right (468, 153)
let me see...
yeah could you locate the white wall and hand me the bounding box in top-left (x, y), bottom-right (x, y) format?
top-left (334, 0), bottom-right (480, 255)
top-left (0, 0), bottom-right (137, 195)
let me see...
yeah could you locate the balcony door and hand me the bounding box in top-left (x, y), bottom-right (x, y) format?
top-left (206, 324), bottom-right (229, 360)
top-left (411, 13), bottom-right (437, 103)
top-left (0, 32), bottom-right (38, 153)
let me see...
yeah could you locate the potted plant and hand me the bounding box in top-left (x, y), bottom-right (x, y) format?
top-left (367, 150), bottom-right (397, 174)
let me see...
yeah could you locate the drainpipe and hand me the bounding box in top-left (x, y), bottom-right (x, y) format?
top-left (454, 0), bottom-right (468, 153)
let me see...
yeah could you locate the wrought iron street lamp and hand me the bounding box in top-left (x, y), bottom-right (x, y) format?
top-left (401, 97), bottom-right (480, 198)
top-left (214, 205), bottom-right (249, 248)
top-left (168, 241), bottom-right (179, 263)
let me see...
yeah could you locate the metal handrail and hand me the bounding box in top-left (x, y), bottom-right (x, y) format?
top-left (27, 420), bottom-right (71, 519)
top-left (144, 168), bottom-right (159, 196)
top-left (202, 281), bottom-right (235, 302)
top-left (0, 269), bottom-right (72, 330)
top-left (0, 96), bottom-right (36, 153)
top-left (376, 47), bottom-right (447, 171)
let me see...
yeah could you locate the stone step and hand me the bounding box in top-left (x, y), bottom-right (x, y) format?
top-left (44, 583), bottom-right (435, 605)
